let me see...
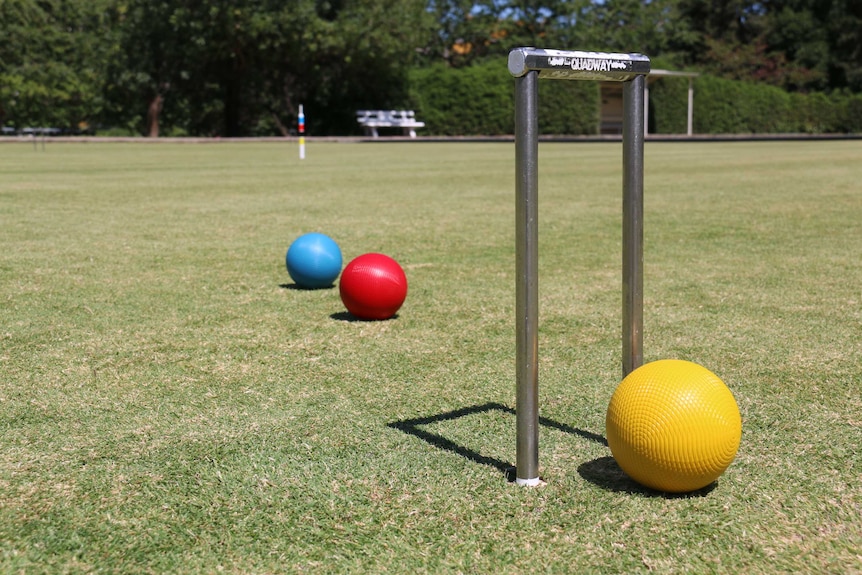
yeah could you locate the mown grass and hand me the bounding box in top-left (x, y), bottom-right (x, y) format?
top-left (1, 139), bottom-right (860, 573)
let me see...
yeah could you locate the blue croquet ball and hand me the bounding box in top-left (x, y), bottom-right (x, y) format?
top-left (285, 233), bottom-right (342, 288)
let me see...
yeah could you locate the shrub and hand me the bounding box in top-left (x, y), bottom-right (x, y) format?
top-left (409, 60), bottom-right (598, 136)
top-left (648, 75), bottom-right (689, 134)
top-left (409, 60), bottom-right (861, 136)
top-left (843, 93), bottom-right (862, 133)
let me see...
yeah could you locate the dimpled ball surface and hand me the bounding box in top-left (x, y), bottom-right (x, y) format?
top-left (339, 253), bottom-right (407, 320)
top-left (285, 233), bottom-right (342, 289)
top-left (606, 359), bottom-right (742, 493)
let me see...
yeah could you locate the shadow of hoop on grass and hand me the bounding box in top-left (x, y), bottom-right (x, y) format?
top-left (387, 402), bottom-right (607, 482)
top-left (578, 456), bottom-right (717, 498)
top-left (390, 403), bottom-right (720, 497)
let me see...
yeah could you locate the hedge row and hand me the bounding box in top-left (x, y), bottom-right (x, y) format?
top-left (408, 60), bottom-right (862, 136)
top-left (650, 75), bottom-right (862, 134)
top-left (408, 61), bottom-right (597, 136)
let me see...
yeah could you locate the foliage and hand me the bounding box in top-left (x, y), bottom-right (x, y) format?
top-left (648, 70), bottom-right (862, 134)
top-left (573, 0), bottom-right (677, 56)
top-left (666, 0), bottom-right (862, 92)
top-left (689, 75), bottom-right (791, 133)
top-left (538, 79), bottom-right (600, 135)
top-left (648, 75), bottom-right (689, 134)
top-left (419, 0), bottom-right (581, 67)
top-left (682, 75), bottom-right (860, 134)
top-left (103, 0), bottom-right (427, 137)
top-left (409, 59), bottom-right (598, 135)
top-left (0, 0), bottom-right (117, 131)
top-left (409, 62), bottom-right (513, 135)
top-left (1, 0), bottom-right (861, 135)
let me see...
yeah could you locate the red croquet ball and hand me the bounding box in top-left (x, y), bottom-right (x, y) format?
top-left (339, 253), bottom-right (408, 320)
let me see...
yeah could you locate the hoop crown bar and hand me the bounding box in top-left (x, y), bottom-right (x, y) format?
top-left (508, 48), bottom-right (650, 82)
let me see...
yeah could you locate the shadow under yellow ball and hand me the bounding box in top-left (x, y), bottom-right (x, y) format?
top-left (606, 359), bottom-right (742, 493)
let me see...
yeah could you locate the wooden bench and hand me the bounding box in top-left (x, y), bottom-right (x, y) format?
top-left (356, 110), bottom-right (425, 138)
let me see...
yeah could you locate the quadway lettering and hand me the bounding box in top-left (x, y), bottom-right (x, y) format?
top-left (548, 56), bottom-right (629, 72)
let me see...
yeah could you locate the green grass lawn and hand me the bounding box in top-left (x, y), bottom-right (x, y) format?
top-left (1, 139), bottom-right (860, 573)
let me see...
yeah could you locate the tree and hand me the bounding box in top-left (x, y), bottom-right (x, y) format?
top-left (104, 1), bottom-right (185, 137)
top-left (5, 0), bottom-right (860, 136)
top-left (105, 0), bottom-right (428, 137)
top-left (829, 0), bottom-right (862, 91)
top-left (572, 0), bottom-right (677, 55)
top-left (418, 1), bottom-right (591, 67)
top-left (664, 0), bottom-right (862, 92)
top-left (0, 0), bottom-right (116, 130)
top-left (251, 0), bottom-right (430, 135)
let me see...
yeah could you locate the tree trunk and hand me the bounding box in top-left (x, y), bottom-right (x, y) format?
top-left (271, 112), bottom-right (289, 137)
top-left (146, 93), bottom-right (164, 138)
top-left (224, 78), bottom-right (241, 137)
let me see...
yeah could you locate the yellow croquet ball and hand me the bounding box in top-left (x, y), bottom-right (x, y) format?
top-left (606, 359), bottom-right (742, 493)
